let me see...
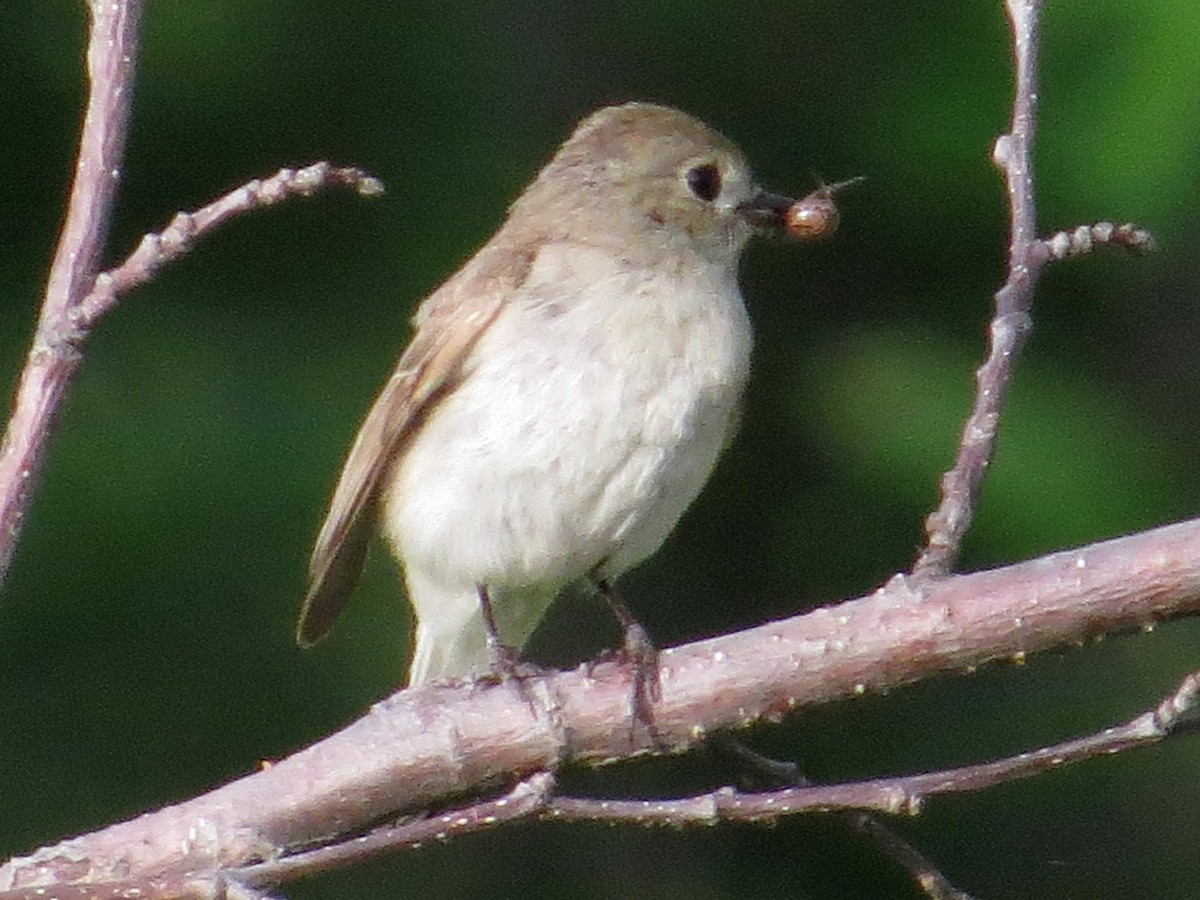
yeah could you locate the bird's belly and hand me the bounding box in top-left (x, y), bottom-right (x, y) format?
top-left (382, 265), bottom-right (751, 594)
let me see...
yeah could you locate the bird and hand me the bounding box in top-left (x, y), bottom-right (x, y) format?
top-left (296, 101), bottom-right (809, 695)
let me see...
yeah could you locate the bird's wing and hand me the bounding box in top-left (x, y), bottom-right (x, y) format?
top-left (296, 243), bottom-right (534, 646)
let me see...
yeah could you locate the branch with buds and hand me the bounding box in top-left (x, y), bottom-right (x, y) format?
top-left (0, 1), bottom-right (1181, 899)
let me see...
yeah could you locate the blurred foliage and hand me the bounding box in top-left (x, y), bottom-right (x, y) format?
top-left (2, 1), bottom-right (1200, 898)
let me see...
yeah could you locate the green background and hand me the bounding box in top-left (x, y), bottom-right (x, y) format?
top-left (3, 2), bottom-right (1200, 897)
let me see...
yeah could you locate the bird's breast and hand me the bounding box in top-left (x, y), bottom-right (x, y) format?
top-left (385, 243), bottom-right (752, 589)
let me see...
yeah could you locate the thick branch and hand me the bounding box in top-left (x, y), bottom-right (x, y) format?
top-left (5, 515), bottom-right (1200, 893)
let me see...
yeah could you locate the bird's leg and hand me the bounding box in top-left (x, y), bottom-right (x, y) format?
top-left (475, 584), bottom-right (560, 731)
top-left (476, 584), bottom-right (544, 681)
top-left (592, 575), bottom-right (661, 730)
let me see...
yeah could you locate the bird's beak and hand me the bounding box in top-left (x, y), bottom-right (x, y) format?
top-left (737, 190), bottom-right (797, 232)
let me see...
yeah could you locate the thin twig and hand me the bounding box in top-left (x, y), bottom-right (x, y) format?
top-left (0, 3), bottom-right (384, 600)
top-left (231, 772), bottom-right (555, 889)
top-left (0, 80), bottom-right (381, 601)
top-left (912, 0), bottom-right (1046, 579)
top-left (851, 815), bottom-right (977, 900)
top-left (714, 738), bottom-right (977, 900)
top-left (1043, 220), bottom-right (1156, 260)
top-left (543, 668), bottom-right (1200, 823)
top-left (73, 163), bottom-right (384, 334)
top-left (0, 0), bottom-right (143, 591)
top-left (912, 1), bottom-right (1159, 580)
top-left (0, 777), bottom-right (555, 900)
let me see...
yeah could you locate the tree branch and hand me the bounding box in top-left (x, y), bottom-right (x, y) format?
top-left (911, 0), bottom-right (1155, 580)
top-left (912, 0), bottom-right (1044, 579)
top-left (73, 163), bottom-right (383, 334)
top-left (0, 3), bottom-right (381, 603)
top-left (0, 0), bottom-right (143, 591)
top-left (4, 515), bottom-right (1200, 895)
top-left (0, 2), bottom-right (1179, 898)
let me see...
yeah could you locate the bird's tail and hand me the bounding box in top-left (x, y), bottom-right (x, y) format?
top-left (405, 573), bottom-right (561, 687)
top-left (407, 615), bottom-right (491, 686)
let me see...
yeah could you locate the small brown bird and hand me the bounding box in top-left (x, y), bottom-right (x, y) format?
top-left (297, 102), bottom-right (815, 689)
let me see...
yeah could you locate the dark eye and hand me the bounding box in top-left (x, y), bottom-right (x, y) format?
top-left (686, 163), bottom-right (722, 202)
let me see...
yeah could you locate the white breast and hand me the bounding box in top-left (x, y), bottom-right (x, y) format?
top-left (383, 241), bottom-right (751, 661)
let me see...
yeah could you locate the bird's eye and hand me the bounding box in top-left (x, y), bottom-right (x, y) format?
top-left (685, 163), bottom-right (722, 202)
